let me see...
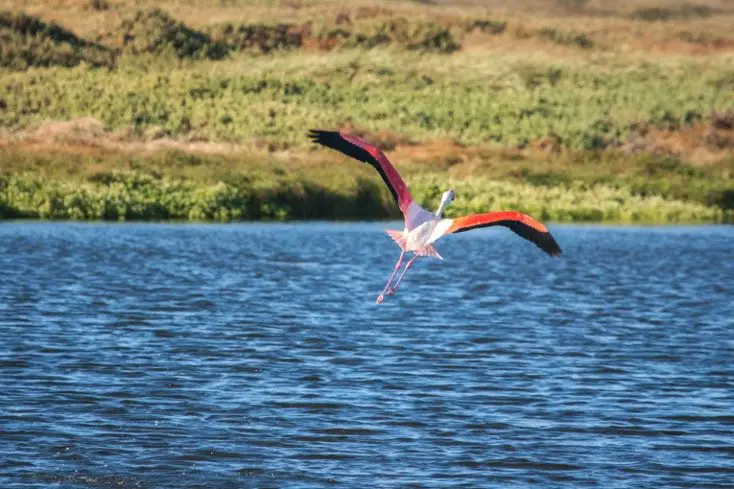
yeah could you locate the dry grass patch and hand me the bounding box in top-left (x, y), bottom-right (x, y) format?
top-left (621, 111), bottom-right (734, 164)
top-left (5, 0), bottom-right (734, 55)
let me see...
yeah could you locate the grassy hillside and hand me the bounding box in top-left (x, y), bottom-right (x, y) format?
top-left (1, 0), bottom-right (733, 223)
top-left (2, 52), bottom-right (732, 149)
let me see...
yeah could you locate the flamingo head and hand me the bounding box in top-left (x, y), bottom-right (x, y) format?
top-left (442, 189), bottom-right (455, 206)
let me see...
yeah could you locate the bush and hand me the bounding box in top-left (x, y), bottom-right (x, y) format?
top-left (0, 169), bottom-right (398, 222)
top-left (370, 18), bottom-right (459, 53)
top-left (0, 11), bottom-right (115, 70)
top-left (103, 9), bottom-right (229, 60)
top-left (1, 170), bottom-right (726, 223)
top-left (317, 17), bottom-right (460, 53)
top-left (208, 22), bottom-right (304, 54)
top-left (630, 4), bottom-right (720, 22)
top-left (1, 148), bottom-right (731, 224)
top-left (465, 19), bottom-right (507, 35)
top-left (534, 28), bottom-right (594, 49)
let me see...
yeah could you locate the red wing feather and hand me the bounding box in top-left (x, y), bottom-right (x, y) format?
top-left (308, 129), bottom-right (413, 213)
top-left (447, 211), bottom-right (562, 256)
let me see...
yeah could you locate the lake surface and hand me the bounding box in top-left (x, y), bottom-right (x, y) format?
top-left (1, 222), bottom-right (733, 488)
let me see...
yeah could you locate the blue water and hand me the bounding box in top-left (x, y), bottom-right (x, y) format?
top-left (1, 222), bottom-right (733, 488)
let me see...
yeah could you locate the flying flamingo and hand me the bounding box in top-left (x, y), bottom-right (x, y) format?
top-left (308, 129), bottom-right (562, 304)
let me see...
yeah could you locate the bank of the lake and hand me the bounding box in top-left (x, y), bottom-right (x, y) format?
top-left (1, 146), bottom-right (731, 223)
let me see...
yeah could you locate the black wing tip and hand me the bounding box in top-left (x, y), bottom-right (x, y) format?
top-left (542, 232), bottom-right (562, 257)
top-left (308, 129), bottom-right (339, 143)
top-left (307, 129), bottom-right (375, 166)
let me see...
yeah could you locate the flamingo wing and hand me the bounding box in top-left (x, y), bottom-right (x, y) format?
top-left (308, 129), bottom-right (414, 214)
top-left (443, 211), bottom-right (562, 256)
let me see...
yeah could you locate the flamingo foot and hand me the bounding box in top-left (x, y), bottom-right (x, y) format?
top-left (376, 294), bottom-right (385, 304)
top-left (386, 287), bottom-right (396, 296)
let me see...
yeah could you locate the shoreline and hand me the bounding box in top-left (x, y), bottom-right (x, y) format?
top-left (2, 218), bottom-right (732, 226)
top-left (2, 137), bottom-right (732, 225)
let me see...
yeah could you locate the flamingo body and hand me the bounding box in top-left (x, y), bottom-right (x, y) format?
top-left (387, 219), bottom-right (444, 259)
top-left (308, 129), bottom-right (562, 303)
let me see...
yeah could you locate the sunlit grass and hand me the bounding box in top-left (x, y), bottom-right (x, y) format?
top-left (411, 175), bottom-right (727, 224)
top-left (2, 170), bottom-right (725, 223)
top-left (1, 148), bottom-right (730, 223)
top-left (2, 51), bottom-right (732, 149)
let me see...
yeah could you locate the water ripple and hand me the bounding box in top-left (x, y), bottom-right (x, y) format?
top-left (1, 222), bottom-right (733, 488)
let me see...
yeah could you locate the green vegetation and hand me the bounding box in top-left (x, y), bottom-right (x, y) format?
top-left (0, 149), bottom-right (397, 221)
top-left (316, 18), bottom-right (460, 53)
top-left (3, 170), bottom-right (724, 223)
top-left (0, 11), bottom-right (115, 70)
top-left (0, 171), bottom-right (392, 222)
top-left (1, 0), bottom-right (733, 223)
top-left (100, 9), bottom-right (229, 60)
top-left (2, 52), bottom-right (732, 149)
top-left (629, 4), bottom-right (721, 22)
top-left (530, 28), bottom-right (594, 49)
top-left (1, 148), bottom-right (730, 223)
top-left (208, 22), bottom-right (304, 54)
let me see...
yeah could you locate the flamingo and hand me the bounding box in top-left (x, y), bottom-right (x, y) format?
top-left (308, 129), bottom-right (562, 304)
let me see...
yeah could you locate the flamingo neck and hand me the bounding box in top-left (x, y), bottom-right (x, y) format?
top-left (435, 199), bottom-right (449, 218)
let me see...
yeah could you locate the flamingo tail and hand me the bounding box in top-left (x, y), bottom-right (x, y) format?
top-left (418, 244), bottom-right (443, 260)
top-left (385, 230), bottom-right (407, 250)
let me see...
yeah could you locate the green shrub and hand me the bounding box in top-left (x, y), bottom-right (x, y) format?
top-left (0, 11), bottom-right (115, 70)
top-left (1, 170), bottom-right (726, 223)
top-left (409, 175), bottom-right (727, 223)
top-left (0, 168), bottom-right (398, 222)
top-left (465, 19), bottom-right (507, 35)
top-left (88, 0), bottom-right (110, 12)
top-left (630, 4), bottom-right (720, 22)
top-left (370, 18), bottom-right (460, 53)
top-left (534, 27), bottom-right (594, 49)
top-left (675, 31), bottom-right (724, 45)
top-left (1, 148), bottom-right (731, 223)
top-left (102, 9), bottom-right (229, 60)
top-left (1, 52), bottom-right (731, 150)
top-left (208, 22), bottom-right (304, 54)
top-left (317, 17), bottom-right (460, 53)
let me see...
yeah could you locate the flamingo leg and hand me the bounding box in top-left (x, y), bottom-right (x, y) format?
top-left (386, 254), bottom-right (420, 296)
top-left (376, 250), bottom-right (405, 304)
